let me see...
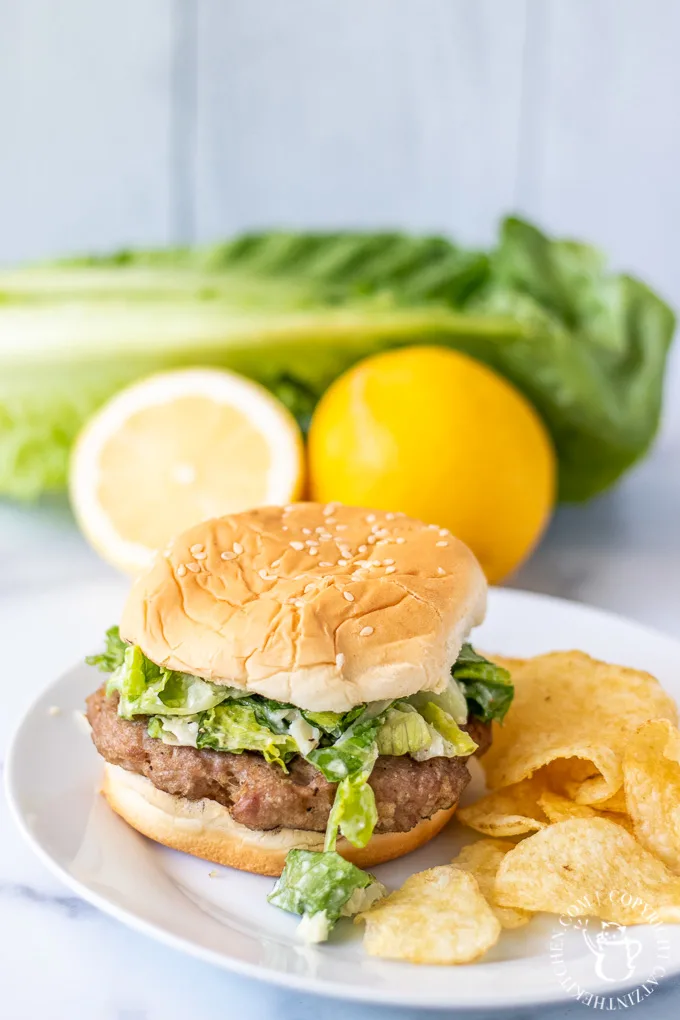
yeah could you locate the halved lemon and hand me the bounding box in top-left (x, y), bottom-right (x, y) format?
top-left (70, 368), bottom-right (305, 574)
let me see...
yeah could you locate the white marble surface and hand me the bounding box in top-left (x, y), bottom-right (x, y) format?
top-left (2, 373), bottom-right (680, 1018)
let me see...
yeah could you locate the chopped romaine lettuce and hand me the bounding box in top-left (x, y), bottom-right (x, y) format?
top-left (452, 644), bottom-right (513, 723)
top-left (301, 704), bottom-right (365, 736)
top-left (147, 716), bottom-right (199, 747)
top-left (112, 646), bottom-right (230, 719)
top-left (267, 849), bottom-right (385, 942)
top-left (375, 703), bottom-right (432, 756)
top-left (407, 676), bottom-right (468, 724)
top-left (85, 625), bottom-right (127, 674)
top-left (197, 702), bottom-right (298, 767)
top-left (324, 771), bottom-right (378, 850)
top-left (419, 702), bottom-right (478, 756)
top-left (306, 712), bottom-right (384, 781)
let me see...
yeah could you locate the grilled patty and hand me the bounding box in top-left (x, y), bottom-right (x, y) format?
top-left (86, 687), bottom-right (490, 834)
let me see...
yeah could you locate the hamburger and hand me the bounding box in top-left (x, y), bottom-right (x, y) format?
top-left (85, 503), bottom-right (513, 941)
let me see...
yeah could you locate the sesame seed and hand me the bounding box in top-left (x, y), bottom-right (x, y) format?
top-left (335, 524), bottom-right (347, 530)
top-left (359, 626), bottom-right (374, 637)
top-left (186, 562), bottom-right (201, 573)
top-left (358, 545), bottom-right (367, 554)
top-left (309, 548), bottom-right (319, 556)
top-left (371, 523), bottom-right (381, 534)
top-left (193, 551), bottom-right (207, 560)
top-left (319, 532), bottom-right (333, 541)
top-left (383, 558), bottom-right (395, 565)
top-left (190, 543), bottom-right (204, 554)
top-left (365, 514), bottom-right (376, 523)
top-left (428, 523), bottom-right (439, 530)
top-left (325, 518), bottom-right (336, 525)
top-left (367, 535), bottom-right (377, 544)
top-left (370, 559), bottom-right (381, 567)
top-left (385, 513), bottom-right (395, 520)
top-left (437, 567), bottom-right (445, 575)
top-left (284, 505), bottom-right (296, 512)
top-left (323, 503), bottom-right (338, 516)
top-left (439, 529), bottom-right (449, 537)
top-left (336, 653), bottom-right (345, 668)
top-left (233, 542), bottom-right (244, 555)
top-left (319, 561), bottom-right (333, 567)
top-left (220, 551), bottom-right (235, 561)
top-left (272, 558), bottom-right (281, 568)
top-left (385, 565), bottom-right (396, 574)
top-left (258, 568), bottom-right (275, 580)
top-left (396, 537), bottom-right (405, 544)
top-left (289, 541), bottom-right (305, 551)
top-left (177, 563), bottom-right (187, 576)
top-left (302, 528), bottom-right (312, 535)
top-left (304, 583), bottom-right (316, 593)
top-left (282, 526), bottom-right (288, 531)
top-left (338, 559), bottom-right (348, 566)
top-left (343, 591), bottom-right (355, 602)
top-left (293, 598), bottom-right (305, 608)
top-left (436, 541), bottom-right (448, 547)
top-left (48, 705), bottom-right (61, 716)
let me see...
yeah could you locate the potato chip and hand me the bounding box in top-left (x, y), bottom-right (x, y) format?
top-left (597, 789), bottom-right (628, 814)
top-left (496, 818), bottom-right (680, 924)
top-left (358, 866), bottom-right (501, 964)
top-left (538, 790), bottom-right (633, 834)
top-left (451, 839), bottom-right (532, 928)
top-left (482, 652), bottom-right (677, 805)
top-left (458, 776), bottom-right (548, 836)
top-left (624, 719), bottom-right (680, 872)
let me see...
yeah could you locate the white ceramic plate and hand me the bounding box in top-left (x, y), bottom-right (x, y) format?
top-left (7, 588), bottom-right (680, 1010)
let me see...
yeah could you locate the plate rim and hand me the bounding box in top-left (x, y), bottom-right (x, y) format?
top-left (7, 586), bottom-right (680, 1009)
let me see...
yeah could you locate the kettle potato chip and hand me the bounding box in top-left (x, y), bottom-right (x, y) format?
top-left (496, 818), bottom-right (680, 924)
top-left (624, 719), bottom-right (680, 872)
top-left (451, 840), bottom-right (532, 928)
top-left (538, 790), bottom-right (633, 833)
top-left (458, 776), bottom-right (548, 836)
top-left (482, 652), bottom-right (677, 804)
top-left (358, 866), bottom-right (501, 964)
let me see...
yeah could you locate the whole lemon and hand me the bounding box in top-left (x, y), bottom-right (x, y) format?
top-left (308, 346), bottom-right (556, 583)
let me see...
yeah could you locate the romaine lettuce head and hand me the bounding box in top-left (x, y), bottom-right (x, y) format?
top-left (268, 848), bottom-right (385, 942)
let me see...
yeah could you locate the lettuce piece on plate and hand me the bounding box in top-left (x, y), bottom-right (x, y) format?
top-left (268, 849), bottom-right (385, 943)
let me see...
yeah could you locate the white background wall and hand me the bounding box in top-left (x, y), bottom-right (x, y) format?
top-left (2, 0), bottom-right (678, 307)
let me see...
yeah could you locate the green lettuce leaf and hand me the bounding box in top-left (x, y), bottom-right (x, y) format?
top-left (419, 702), bottom-right (478, 755)
top-left (1, 219), bottom-right (672, 501)
top-left (324, 771), bottom-right (378, 850)
top-left (85, 625), bottom-right (127, 674)
top-left (268, 849), bottom-right (385, 942)
top-left (453, 644), bottom-right (513, 723)
top-left (375, 703), bottom-right (433, 756)
top-left (147, 715), bottom-right (199, 746)
top-left (407, 676), bottom-right (469, 724)
top-left (306, 711), bottom-right (385, 781)
top-left (197, 702), bottom-right (298, 767)
top-left (112, 645), bottom-right (230, 719)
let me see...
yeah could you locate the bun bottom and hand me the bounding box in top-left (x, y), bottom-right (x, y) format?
top-left (102, 764), bottom-right (459, 877)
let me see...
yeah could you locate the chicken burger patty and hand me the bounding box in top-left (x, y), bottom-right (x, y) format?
top-left (86, 687), bottom-right (490, 835)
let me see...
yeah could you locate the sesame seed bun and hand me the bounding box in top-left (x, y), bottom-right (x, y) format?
top-left (102, 764), bottom-right (460, 876)
top-left (120, 503), bottom-right (487, 712)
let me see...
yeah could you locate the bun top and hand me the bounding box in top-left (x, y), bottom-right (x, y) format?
top-left (120, 503), bottom-right (487, 712)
